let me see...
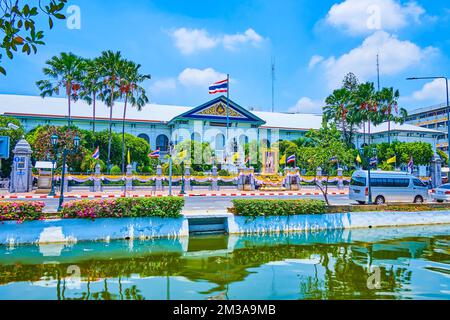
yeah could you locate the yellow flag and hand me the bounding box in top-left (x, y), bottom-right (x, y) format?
top-left (387, 155), bottom-right (396, 164)
top-left (127, 149), bottom-right (131, 165)
top-left (232, 152), bottom-right (239, 162)
top-left (356, 154), bottom-right (362, 163)
top-left (280, 154), bottom-right (286, 164)
top-left (177, 149), bottom-right (187, 160)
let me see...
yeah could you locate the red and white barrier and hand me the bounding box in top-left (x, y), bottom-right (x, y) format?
top-left (0, 191), bottom-right (348, 200)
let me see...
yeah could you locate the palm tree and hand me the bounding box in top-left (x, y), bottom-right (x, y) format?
top-left (36, 52), bottom-right (85, 126)
top-left (324, 88), bottom-right (354, 146)
top-left (378, 87), bottom-right (408, 143)
top-left (97, 51), bottom-right (124, 171)
top-left (352, 82), bottom-right (381, 146)
top-left (80, 57), bottom-right (103, 137)
top-left (118, 60), bottom-right (151, 172)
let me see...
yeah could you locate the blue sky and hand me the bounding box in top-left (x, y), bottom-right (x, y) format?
top-left (1, 0), bottom-right (449, 113)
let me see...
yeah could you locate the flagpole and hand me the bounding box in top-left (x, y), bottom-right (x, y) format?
top-left (226, 73), bottom-right (230, 150)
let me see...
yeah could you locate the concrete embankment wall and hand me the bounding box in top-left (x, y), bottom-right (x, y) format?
top-left (0, 210), bottom-right (449, 245)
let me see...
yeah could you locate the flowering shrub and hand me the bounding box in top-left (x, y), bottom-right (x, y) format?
top-left (231, 199), bottom-right (326, 217)
top-left (0, 201), bottom-right (46, 222)
top-left (60, 197), bottom-right (184, 219)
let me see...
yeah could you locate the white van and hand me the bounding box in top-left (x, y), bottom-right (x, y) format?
top-left (349, 170), bottom-right (429, 205)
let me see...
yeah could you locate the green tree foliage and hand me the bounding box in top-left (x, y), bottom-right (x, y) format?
top-left (173, 139), bottom-right (214, 172)
top-left (0, 0), bottom-right (67, 75)
top-left (300, 124), bottom-right (355, 204)
top-left (25, 125), bottom-right (153, 173)
top-left (0, 115), bottom-right (25, 177)
top-left (437, 149), bottom-right (448, 165)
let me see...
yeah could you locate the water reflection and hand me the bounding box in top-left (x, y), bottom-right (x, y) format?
top-left (0, 225), bottom-right (449, 300)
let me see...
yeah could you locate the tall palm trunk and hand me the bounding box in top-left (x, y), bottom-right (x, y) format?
top-left (66, 81), bottom-right (72, 127)
top-left (107, 84), bottom-right (115, 172)
top-left (92, 92), bottom-right (96, 134)
top-left (121, 95), bottom-right (128, 173)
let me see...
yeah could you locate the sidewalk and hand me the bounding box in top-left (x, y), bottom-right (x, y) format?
top-left (0, 186), bottom-right (349, 200)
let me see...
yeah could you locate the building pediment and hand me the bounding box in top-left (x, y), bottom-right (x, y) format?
top-left (169, 96), bottom-right (265, 125)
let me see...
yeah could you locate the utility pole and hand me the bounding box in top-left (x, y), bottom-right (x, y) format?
top-left (271, 57), bottom-right (275, 113)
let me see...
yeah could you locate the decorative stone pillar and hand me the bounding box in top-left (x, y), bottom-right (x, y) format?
top-left (184, 165), bottom-right (192, 191)
top-left (211, 165), bottom-right (219, 191)
top-left (430, 154), bottom-right (442, 188)
top-left (248, 167), bottom-right (256, 191)
top-left (337, 167), bottom-right (344, 190)
top-left (155, 165), bottom-right (163, 191)
top-left (125, 164), bottom-right (133, 191)
top-left (284, 168), bottom-right (291, 190)
top-left (316, 167), bottom-right (322, 177)
top-left (237, 165), bottom-right (245, 191)
top-left (9, 138), bottom-right (33, 193)
top-left (93, 163), bottom-right (102, 192)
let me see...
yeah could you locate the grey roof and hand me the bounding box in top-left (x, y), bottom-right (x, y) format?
top-left (0, 94), bottom-right (435, 134)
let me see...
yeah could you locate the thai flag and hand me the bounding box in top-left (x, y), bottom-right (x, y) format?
top-left (148, 149), bottom-right (160, 159)
top-left (287, 155), bottom-right (296, 164)
top-left (408, 156), bottom-right (414, 174)
top-left (370, 156), bottom-right (378, 166)
top-left (92, 146), bottom-right (100, 160)
top-left (209, 79), bottom-right (228, 94)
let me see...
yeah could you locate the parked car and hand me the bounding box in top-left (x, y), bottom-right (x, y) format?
top-left (430, 183), bottom-right (450, 202)
top-left (349, 170), bottom-right (429, 205)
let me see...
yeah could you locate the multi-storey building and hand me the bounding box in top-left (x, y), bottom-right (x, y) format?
top-left (406, 103), bottom-right (449, 153)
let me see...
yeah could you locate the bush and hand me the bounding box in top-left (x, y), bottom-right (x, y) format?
top-left (60, 197), bottom-right (184, 219)
top-left (110, 165), bottom-right (122, 175)
top-left (231, 199), bottom-right (326, 217)
top-left (0, 201), bottom-right (45, 222)
top-left (218, 169), bottom-right (232, 176)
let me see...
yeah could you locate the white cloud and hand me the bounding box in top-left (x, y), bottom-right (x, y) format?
top-left (170, 28), bottom-right (219, 55)
top-left (412, 79), bottom-right (447, 102)
top-left (178, 68), bottom-right (227, 87)
top-left (318, 31), bottom-right (437, 89)
top-left (289, 97), bottom-right (324, 114)
top-left (326, 0), bottom-right (425, 35)
top-left (308, 55), bottom-right (324, 70)
top-left (170, 28), bottom-right (264, 54)
top-left (222, 28), bottom-right (263, 50)
top-left (149, 78), bottom-right (177, 94)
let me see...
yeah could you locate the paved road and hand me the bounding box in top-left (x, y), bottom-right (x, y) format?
top-left (7, 194), bottom-right (353, 212)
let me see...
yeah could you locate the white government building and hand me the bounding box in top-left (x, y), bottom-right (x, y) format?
top-left (0, 94), bottom-right (441, 161)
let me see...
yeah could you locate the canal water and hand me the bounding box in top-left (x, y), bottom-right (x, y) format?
top-left (0, 225), bottom-right (449, 300)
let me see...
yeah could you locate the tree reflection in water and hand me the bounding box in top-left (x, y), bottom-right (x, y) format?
top-left (0, 232), bottom-right (448, 300)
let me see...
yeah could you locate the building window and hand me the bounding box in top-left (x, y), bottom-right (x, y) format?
top-left (239, 135), bottom-right (249, 146)
top-left (138, 133), bottom-right (150, 144)
top-left (191, 132), bottom-right (201, 142)
top-left (215, 134), bottom-right (225, 149)
top-left (156, 134), bottom-right (169, 152)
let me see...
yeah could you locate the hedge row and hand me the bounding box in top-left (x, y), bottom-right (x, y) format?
top-left (0, 201), bottom-right (45, 222)
top-left (60, 197), bottom-right (184, 219)
top-left (231, 199), bottom-right (326, 217)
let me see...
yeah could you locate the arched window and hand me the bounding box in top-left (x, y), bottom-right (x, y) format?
top-left (191, 132), bottom-right (201, 142)
top-left (261, 139), bottom-right (271, 148)
top-left (215, 133), bottom-right (225, 149)
top-left (156, 134), bottom-right (169, 152)
top-left (239, 135), bottom-right (249, 146)
top-left (137, 133), bottom-right (150, 144)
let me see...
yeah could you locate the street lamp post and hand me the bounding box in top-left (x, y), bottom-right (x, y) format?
top-left (407, 76), bottom-right (450, 179)
top-left (57, 135), bottom-right (80, 211)
top-left (180, 160), bottom-right (185, 195)
top-left (168, 141), bottom-right (174, 196)
top-left (48, 134), bottom-right (58, 196)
